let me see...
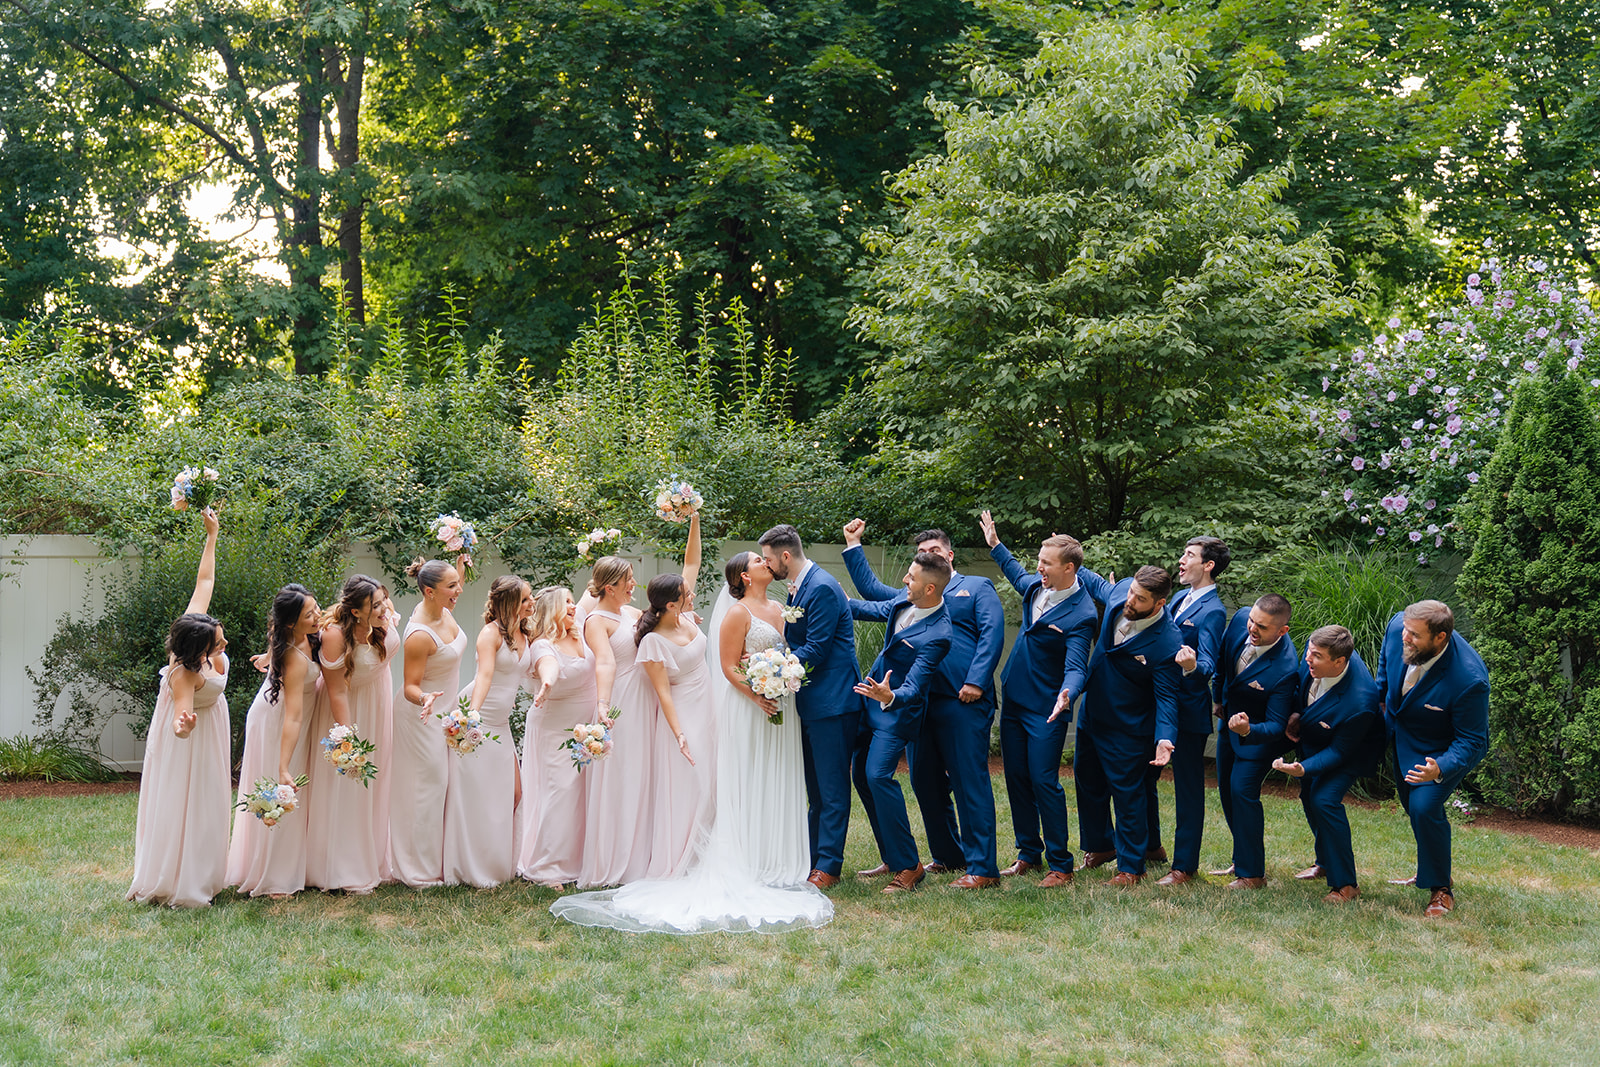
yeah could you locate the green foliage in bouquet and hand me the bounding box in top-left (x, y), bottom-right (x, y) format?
top-left (1459, 354), bottom-right (1600, 818)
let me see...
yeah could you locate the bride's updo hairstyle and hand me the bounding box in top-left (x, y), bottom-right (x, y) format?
top-left (168, 613), bottom-right (221, 674)
top-left (587, 556), bottom-right (633, 599)
top-left (528, 585), bottom-right (571, 642)
top-left (407, 557), bottom-right (456, 595)
top-left (725, 551), bottom-right (756, 599)
top-left (635, 574), bottom-right (685, 646)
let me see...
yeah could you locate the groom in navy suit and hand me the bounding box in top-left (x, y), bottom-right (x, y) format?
top-left (759, 524), bottom-right (864, 890)
top-left (841, 520), bottom-right (1005, 888)
top-left (848, 552), bottom-right (955, 892)
top-left (1374, 600), bottom-right (1489, 917)
top-left (981, 511), bottom-right (1100, 887)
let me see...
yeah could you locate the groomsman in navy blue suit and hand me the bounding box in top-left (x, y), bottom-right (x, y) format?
top-left (1073, 566), bottom-right (1183, 883)
top-left (1216, 594), bottom-right (1300, 887)
top-left (759, 524), bottom-right (865, 890)
top-left (980, 511), bottom-right (1099, 887)
top-left (841, 520), bottom-right (1005, 888)
top-left (1244, 625), bottom-right (1383, 902)
top-left (848, 552), bottom-right (955, 892)
top-left (1151, 536), bottom-right (1230, 886)
top-left (1375, 600), bottom-right (1490, 917)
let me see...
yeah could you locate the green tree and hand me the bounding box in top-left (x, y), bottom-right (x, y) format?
top-left (850, 19), bottom-right (1351, 539)
top-left (1458, 353), bottom-right (1600, 816)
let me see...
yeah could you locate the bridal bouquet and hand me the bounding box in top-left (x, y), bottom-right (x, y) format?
top-left (561, 717), bottom-right (616, 770)
top-left (439, 695), bottom-right (500, 755)
top-left (319, 723), bottom-right (378, 786)
top-left (739, 648), bottom-right (807, 726)
top-left (236, 775), bottom-right (309, 827)
top-left (574, 526), bottom-right (623, 563)
top-left (429, 513), bottom-right (480, 582)
top-left (780, 604), bottom-right (804, 623)
top-left (169, 465), bottom-right (220, 512)
top-left (652, 476), bottom-right (703, 523)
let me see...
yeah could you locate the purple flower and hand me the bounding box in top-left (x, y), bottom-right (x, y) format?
top-left (1418, 552), bottom-right (1429, 564)
top-left (1393, 495), bottom-right (1409, 511)
top-left (1531, 260), bottom-right (1547, 273)
top-left (1322, 377), bottom-right (1331, 392)
top-left (1446, 415), bottom-right (1462, 434)
top-left (1344, 489), bottom-right (1355, 502)
top-left (1380, 455), bottom-right (1392, 469)
top-left (1387, 316), bottom-right (1402, 329)
top-left (1427, 523), bottom-right (1440, 533)
top-left (1467, 273), bottom-right (1481, 286)
top-left (1425, 500), bottom-right (1437, 510)
top-left (1468, 289), bottom-right (1484, 306)
top-left (1412, 418), bottom-right (1425, 430)
top-left (1376, 527), bottom-right (1387, 536)
top-left (1569, 356), bottom-right (1582, 372)
top-left (1409, 531), bottom-right (1423, 543)
top-left (1523, 360), bottom-right (1539, 373)
top-left (1386, 390), bottom-right (1398, 402)
top-left (1537, 327), bottom-right (1549, 338)
top-left (1351, 456), bottom-right (1366, 471)
top-left (1424, 368), bottom-right (1437, 380)
top-left (1467, 472), bottom-right (1480, 484)
top-left (1551, 290), bottom-right (1564, 304)
top-left (1336, 409), bottom-right (1351, 422)
top-left (1408, 384), bottom-right (1420, 396)
top-left (1401, 437), bottom-right (1412, 449)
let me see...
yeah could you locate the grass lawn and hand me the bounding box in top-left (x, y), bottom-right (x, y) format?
top-left (3, 780), bottom-right (1599, 1066)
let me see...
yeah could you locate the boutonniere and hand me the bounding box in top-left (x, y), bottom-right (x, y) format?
top-left (781, 604), bottom-right (804, 623)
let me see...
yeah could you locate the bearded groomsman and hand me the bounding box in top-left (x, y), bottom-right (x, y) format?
top-left (1375, 600), bottom-right (1489, 917)
top-left (980, 511), bottom-right (1099, 887)
top-left (842, 520), bottom-right (1005, 888)
top-left (1150, 537), bottom-right (1230, 886)
top-left (1248, 625), bottom-right (1383, 902)
top-left (1072, 566), bottom-right (1183, 884)
top-left (1216, 594), bottom-right (1300, 888)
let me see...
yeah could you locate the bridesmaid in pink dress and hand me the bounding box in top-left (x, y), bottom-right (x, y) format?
top-left (443, 576), bottom-right (532, 887)
top-left (128, 508), bottom-right (232, 908)
top-left (388, 557), bottom-right (469, 888)
top-left (636, 573), bottom-right (714, 879)
top-left (227, 584), bottom-right (323, 898)
top-left (518, 586), bottom-right (598, 888)
top-left (576, 514), bottom-right (701, 886)
top-left (305, 575), bottom-right (397, 893)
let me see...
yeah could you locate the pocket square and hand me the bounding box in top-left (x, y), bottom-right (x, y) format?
top-left (1425, 703), bottom-right (1444, 712)
top-left (900, 638), bottom-right (915, 649)
top-left (1181, 619), bottom-right (1195, 627)
top-left (1319, 722), bottom-right (1332, 730)
top-left (1047, 624), bottom-right (1063, 633)
top-left (954, 589), bottom-right (972, 597)
top-left (1134, 654), bottom-right (1147, 665)
top-left (1248, 680), bottom-right (1265, 690)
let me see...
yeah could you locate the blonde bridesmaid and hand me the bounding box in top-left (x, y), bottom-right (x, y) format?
top-left (128, 508), bottom-right (231, 908)
top-left (443, 576), bottom-right (531, 887)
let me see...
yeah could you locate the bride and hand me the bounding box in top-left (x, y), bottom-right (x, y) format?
top-left (549, 551), bottom-right (832, 933)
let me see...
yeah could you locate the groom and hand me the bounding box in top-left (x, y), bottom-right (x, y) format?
top-left (759, 524), bottom-right (864, 890)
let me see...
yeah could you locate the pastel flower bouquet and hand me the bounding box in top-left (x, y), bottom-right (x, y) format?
top-left (561, 715), bottom-right (618, 770)
top-left (574, 526), bottom-right (623, 563)
top-left (236, 774), bottom-right (309, 827)
top-left (439, 695), bottom-right (500, 755)
top-left (429, 512), bottom-right (479, 582)
top-left (319, 723), bottom-right (378, 786)
top-left (652, 476), bottom-right (703, 523)
top-left (739, 648), bottom-right (807, 726)
top-left (169, 466), bottom-right (220, 513)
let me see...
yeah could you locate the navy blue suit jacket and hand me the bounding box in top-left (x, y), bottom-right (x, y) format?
top-left (783, 561), bottom-right (865, 723)
top-left (1078, 576), bottom-right (1183, 740)
top-left (849, 599), bottom-right (954, 740)
top-left (1375, 613), bottom-right (1490, 781)
top-left (1242, 652), bottom-right (1384, 777)
top-left (842, 545), bottom-right (1004, 701)
top-left (1212, 607), bottom-right (1301, 759)
top-left (989, 543), bottom-right (1098, 711)
top-left (1168, 587), bottom-right (1227, 736)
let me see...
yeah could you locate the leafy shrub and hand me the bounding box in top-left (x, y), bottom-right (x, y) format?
top-left (30, 494), bottom-right (344, 763)
top-left (0, 734), bottom-right (119, 783)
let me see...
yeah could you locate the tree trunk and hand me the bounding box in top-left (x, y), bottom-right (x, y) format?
top-left (328, 41), bottom-right (366, 325)
top-left (289, 41), bottom-right (327, 374)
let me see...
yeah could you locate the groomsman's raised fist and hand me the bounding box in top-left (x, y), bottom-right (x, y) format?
top-left (978, 510), bottom-right (999, 548)
top-left (1228, 711), bottom-right (1251, 736)
top-left (842, 518), bottom-right (866, 547)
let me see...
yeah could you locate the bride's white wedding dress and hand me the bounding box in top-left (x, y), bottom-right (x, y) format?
top-left (549, 587), bottom-right (832, 934)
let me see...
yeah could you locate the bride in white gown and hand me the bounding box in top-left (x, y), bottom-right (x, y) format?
top-left (549, 552), bottom-right (832, 934)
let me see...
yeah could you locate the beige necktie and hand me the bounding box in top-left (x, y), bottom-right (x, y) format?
top-left (1114, 618), bottom-right (1134, 646)
top-left (1307, 678), bottom-right (1324, 706)
top-left (1402, 664), bottom-right (1421, 695)
top-left (1237, 645), bottom-right (1260, 675)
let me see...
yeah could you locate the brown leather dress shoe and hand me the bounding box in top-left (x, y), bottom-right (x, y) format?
top-left (1155, 869), bottom-right (1194, 886)
top-left (806, 869), bottom-right (840, 889)
top-left (949, 874), bottom-right (1001, 890)
top-left (1037, 869), bottom-right (1075, 888)
top-left (1145, 846), bottom-right (1169, 864)
top-left (882, 864), bottom-right (926, 894)
top-left (1388, 874), bottom-right (1418, 886)
top-left (857, 862), bottom-right (891, 878)
top-left (1208, 863), bottom-right (1236, 877)
top-left (1080, 850), bottom-right (1117, 870)
top-left (1225, 876), bottom-right (1266, 890)
top-left (1107, 871), bottom-right (1144, 887)
top-left (1323, 885), bottom-right (1360, 903)
top-left (924, 862), bottom-right (964, 875)
top-left (1423, 888), bottom-right (1455, 917)
top-left (1295, 864), bottom-right (1325, 881)
top-left (1000, 858), bottom-right (1041, 877)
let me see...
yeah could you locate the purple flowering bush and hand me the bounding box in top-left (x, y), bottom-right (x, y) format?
top-left (1309, 241), bottom-right (1599, 559)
